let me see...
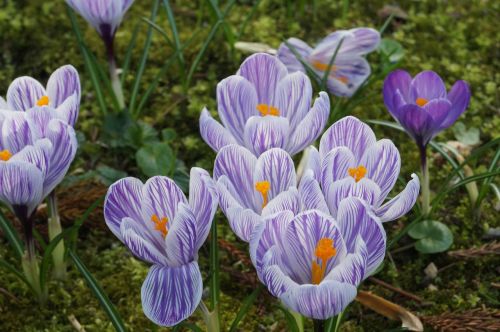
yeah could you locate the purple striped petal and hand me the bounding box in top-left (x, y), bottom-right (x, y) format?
top-left (243, 115), bottom-right (290, 156)
top-left (120, 217), bottom-right (166, 264)
top-left (281, 280), bottom-right (357, 320)
top-left (325, 236), bottom-right (367, 285)
top-left (1, 112), bottom-right (34, 154)
top-left (287, 92), bottom-right (330, 155)
top-left (275, 71), bottom-right (312, 130)
top-left (298, 170), bottom-right (329, 213)
top-left (325, 56), bottom-right (371, 97)
top-left (298, 146), bottom-right (321, 182)
top-left (9, 140), bottom-right (50, 178)
top-left (313, 28), bottom-right (380, 57)
top-left (396, 104), bottom-right (435, 146)
top-left (25, 106), bottom-right (52, 139)
top-left (216, 175), bottom-right (246, 213)
top-left (253, 148), bottom-right (296, 204)
top-left (320, 116), bottom-right (376, 161)
top-left (164, 203), bottom-right (198, 266)
top-left (320, 146), bottom-right (356, 190)
top-left (54, 93), bottom-right (80, 127)
top-left (0, 161), bottom-right (43, 215)
top-left (325, 177), bottom-right (381, 218)
top-left (141, 262), bottom-right (202, 327)
top-left (409, 70), bottom-right (447, 101)
top-left (383, 70), bottom-right (412, 114)
top-left (225, 206), bottom-right (261, 242)
top-left (237, 53), bottom-right (288, 105)
top-left (261, 188), bottom-right (300, 217)
top-left (360, 139), bottom-right (401, 205)
top-left (214, 145), bottom-right (258, 211)
top-left (199, 108), bottom-right (238, 152)
top-left (261, 258), bottom-right (296, 297)
top-left (376, 173), bottom-right (420, 222)
top-left (6, 77), bottom-right (46, 111)
top-left (277, 38), bottom-right (313, 73)
top-left (46, 65), bottom-right (81, 108)
top-left (0, 97), bottom-right (7, 109)
top-left (142, 176), bottom-right (187, 224)
top-left (336, 197), bottom-right (386, 276)
top-left (104, 177), bottom-right (144, 240)
top-left (284, 210), bottom-right (347, 284)
top-left (441, 80), bottom-right (470, 129)
top-left (216, 76), bottom-right (258, 143)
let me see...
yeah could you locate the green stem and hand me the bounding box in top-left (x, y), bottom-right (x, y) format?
top-left (290, 309), bottom-right (304, 332)
top-left (47, 192), bottom-right (66, 280)
top-left (198, 300), bottom-right (220, 332)
top-left (105, 40), bottom-right (125, 110)
top-left (209, 218), bottom-right (220, 322)
top-left (333, 311), bottom-right (345, 332)
top-left (420, 144), bottom-right (430, 216)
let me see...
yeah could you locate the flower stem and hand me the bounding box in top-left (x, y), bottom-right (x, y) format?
top-left (209, 218), bottom-right (221, 323)
top-left (419, 144), bottom-right (431, 216)
top-left (313, 319), bottom-right (324, 332)
top-left (105, 38), bottom-right (125, 110)
top-left (198, 300), bottom-right (220, 332)
top-left (48, 192), bottom-right (66, 280)
top-left (290, 309), bottom-right (304, 332)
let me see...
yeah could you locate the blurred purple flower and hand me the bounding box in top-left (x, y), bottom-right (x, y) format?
top-left (301, 116), bottom-right (420, 222)
top-left (249, 198), bottom-right (386, 319)
top-left (200, 53), bottom-right (330, 157)
top-left (214, 145), bottom-right (299, 242)
top-left (0, 108), bottom-right (78, 218)
top-left (104, 168), bottom-right (218, 326)
top-left (0, 65), bottom-right (81, 126)
top-left (277, 28), bottom-right (380, 97)
top-left (66, 0), bottom-right (134, 43)
top-left (383, 70), bottom-right (471, 148)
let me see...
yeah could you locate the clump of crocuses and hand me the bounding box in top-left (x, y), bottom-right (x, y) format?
top-left (104, 168), bottom-right (218, 326)
top-left (278, 28), bottom-right (380, 97)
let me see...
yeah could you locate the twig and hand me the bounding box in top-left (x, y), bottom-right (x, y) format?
top-left (68, 314), bottom-right (86, 332)
top-left (448, 241), bottom-right (500, 259)
top-left (423, 308), bottom-right (500, 331)
top-left (368, 277), bottom-right (424, 304)
top-left (0, 287), bottom-right (19, 303)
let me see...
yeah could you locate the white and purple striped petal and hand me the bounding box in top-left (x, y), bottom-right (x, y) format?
top-left (164, 203), bottom-right (198, 266)
top-left (277, 38), bottom-right (313, 73)
top-left (243, 116), bottom-right (290, 156)
top-left (6, 77), bottom-right (46, 112)
top-left (199, 108), bottom-right (238, 152)
top-left (376, 174), bottom-right (420, 222)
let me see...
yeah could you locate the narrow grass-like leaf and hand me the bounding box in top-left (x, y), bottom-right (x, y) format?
top-left (276, 306), bottom-right (300, 332)
top-left (477, 148), bottom-right (500, 205)
top-left (283, 40), bottom-right (322, 84)
top-left (69, 249), bottom-right (126, 332)
top-left (0, 258), bottom-right (34, 292)
top-left (68, 196), bottom-right (105, 253)
top-left (0, 209), bottom-right (23, 259)
top-left (321, 37), bottom-right (345, 91)
top-left (141, 16), bottom-right (174, 47)
top-left (229, 284), bottom-right (264, 332)
top-left (429, 141), bottom-right (465, 181)
top-left (209, 219), bottom-right (220, 312)
top-left (237, 0), bottom-right (261, 39)
top-left (121, 22), bottom-right (141, 86)
top-left (162, 0), bottom-right (185, 67)
top-left (130, 0), bottom-right (160, 117)
top-left (379, 13), bottom-right (395, 36)
top-left (205, 0), bottom-right (236, 52)
top-left (39, 230), bottom-right (69, 288)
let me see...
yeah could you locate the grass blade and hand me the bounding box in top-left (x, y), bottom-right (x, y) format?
top-left (121, 22), bottom-right (141, 86)
top-left (0, 209), bottom-right (24, 259)
top-left (321, 37), bottom-right (345, 91)
top-left (477, 148), bottom-right (500, 205)
top-left (276, 306), bottom-right (300, 332)
top-left (162, 0), bottom-right (185, 67)
top-left (69, 249), bottom-right (126, 332)
top-left (0, 258), bottom-right (34, 292)
top-left (237, 0), bottom-right (261, 39)
top-left (205, 0), bottom-right (236, 51)
top-left (229, 285), bottom-right (264, 332)
top-left (209, 219), bottom-right (220, 312)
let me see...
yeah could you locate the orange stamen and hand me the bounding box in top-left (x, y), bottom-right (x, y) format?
top-left (310, 61), bottom-right (348, 84)
top-left (36, 95), bottom-right (49, 107)
top-left (348, 165), bottom-right (367, 182)
top-left (0, 149), bottom-right (12, 161)
top-left (151, 214), bottom-right (169, 238)
top-left (311, 238), bottom-right (336, 284)
top-left (256, 104), bottom-right (279, 116)
top-left (255, 181), bottom-right (271, 208)
top-left (416, 97), bottom-right (428, 107)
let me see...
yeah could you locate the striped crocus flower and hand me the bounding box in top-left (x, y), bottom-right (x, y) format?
top-left (66, 0), bottom-right (135, 43)
top-left (301, 116), bottom-right (420, 222)
top-left (249, 197), bottom-right (386, 319)
top-left (214, 145), bottom-right (300, 242)
top-left (383, 70), bottom-right (471, 149)
top-left (104, 168), bottom-right (218, 326)
top-left (0, 65), bottom-right (81, 127)
top-left (200, 53), bottom-right (330, 157)
top-left (277, 28), bottom-right (380, 97)
top-left (0, 108), bottom-right (78, 220)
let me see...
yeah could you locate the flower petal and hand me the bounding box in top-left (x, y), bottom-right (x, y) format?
top-left (243, 115), bottom-right (290, 156)
top-left (325, 56), bottom-right (371, 97)
top-left (383, 70), bottom-right (412, 114)
top-left (120, 217), bottom-right (166, 265)
top-left (46, 65), bottom-right (81, 108)
top-left (141, 262), bottom-right (202, 327)
top-left (6, 77), bottom-right (46, 111)
top-left (199, 107), bottom-right (238, 152)
top-left (320, 146), bottom-right (356, 190)
top-left (274, 71), bottom-right (312, 130)
top-left (325, 236), bottom-right (367, 285)
top-left (396, 104), bottom-right (436, 146)
top-left (441, 80), bottom-right (470, 129)
top-left (1, 112), bottom-right (34, 153)
top-left (54, 93), bottom-right (80, 126)
top-left (298, 170), bottom-right (329, 214)
top-left (142, 176), bottom-right (187, 225)
top-left (164, 203), bottom-right (198, 266)
top-left (422, 98), bottom-right (452, 125)
top-left (25, 106), bottom-right (53, 139)
top-left (325, 177), bottom-right (381, 218)
top-left (297, 146), bottom-right (321, 182)
top-left (226, 206), bottom-right (261, 242)
top-left (409, 70), bottom-right (447, 101)
top-left (262, 188), bottom-right (300, 217)
top-left (376, 173), bottom-right (420, 222)
top-left (9, 140), bottom-right (50, 178)
top-left (287, 92), bottom-right (330, 155)
top-left (277, 38), bottom-right (313, 73)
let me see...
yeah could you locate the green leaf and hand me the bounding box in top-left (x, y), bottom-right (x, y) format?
top-left (102, 111), bottom-right (134, 148)
top-left (229, 285), bottom-right (263, 332)
top-left (276, 306), bottom-right (300, 332)
top-left (408, 220), bottom-right (453, 253)
top-left (125, 121), bottom-right (159, 149)
top-left (136, 142), bottom-right (176, 177)
top-left (379, 38), bottom-right (405, 63)
top-left (452, 122), bottom-right (480, 146)
top-left (96, 165), bottom-right (128, 185)
top-left (161, 128), bottom-right (177, 142)
top-left (0, 209), bottom-right (24, 259)
top-left (69, 250), bottom-right (126, 332)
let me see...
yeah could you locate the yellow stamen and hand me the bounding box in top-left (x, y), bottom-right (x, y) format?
top-left (416, 97), bottom-right (428, 107)
top-left (36, 95), bottom-right (50, 107)
top-left (0, 149), bottom-right (12, 161)
top-left (256, 104), bottom-right (279, 116)
top-left (337, 76), bottom-right (349, 84)
top-left (348, 165), bottom-right (367, 182)
top-left (255, 181), bottom-right (271, 208)
top-left (151, 214), bottom-right (169, 238)
top-left (310, 61), bottom-right (348, 84)
top-left (311, 238), bottom-right (336, 284)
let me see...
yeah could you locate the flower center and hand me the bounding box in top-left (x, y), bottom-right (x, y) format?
top-left (0, 149), bottom-right (12, 161)
top-left (151, 214), bottom-right (169, 238)
top-left (348, 165), bottom-right (367, 182)
top-left (256, 104), bottom-right (279, 116)
top-left (36, 95), bottom-right (50, 107)
top-left (311, 238), bottom-right (336, 284)
top-left (255, 180), bottom-right (270, 208)
top-left (310, 61), bottom-right (349, 84)
top-left (415, 97), bottom-right (428, 107)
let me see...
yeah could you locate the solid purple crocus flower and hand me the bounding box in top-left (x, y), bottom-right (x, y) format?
top-left (0, 108), bottom-right (78, 219)
top-left (301, 116), bottom-right (420, 222)
top-left (0, 65), bottom-right (81, 126)
top-left (249, 197), bottom-right (386, 319)
top-left (200, 53), bottom-right (330, 157)
top-left (277, 28), bottom-right (380, 97)
top-left (104, 168), bottom-right (218, 326)
top-left (383, 70), bottom-right (471, 148)
top-left (214, 144), bottom-right (300, 242)
top-left (66, 0), bottom-right (135, 43)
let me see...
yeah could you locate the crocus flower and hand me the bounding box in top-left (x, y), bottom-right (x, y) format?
top-left (249, 197), bottom-right (386, 319)
top-left (66, 0), bottom-right (135, 44)
top-left (383, 70), bottom-right (471, 148)
top-left (278, 28), bottom-right (380, 97)
top-left (104, 168), bottom-right (218, 326)
top-left (0, 65), bottom-right (81, 126)
top-left (0, 108), bottom-right (78, 218)
top-left (214, 144), bottom-right (300, 242)
top-left (200, 53), bottom-right (330, 157)
top-left (302, 116), bottom-right (420, 222)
